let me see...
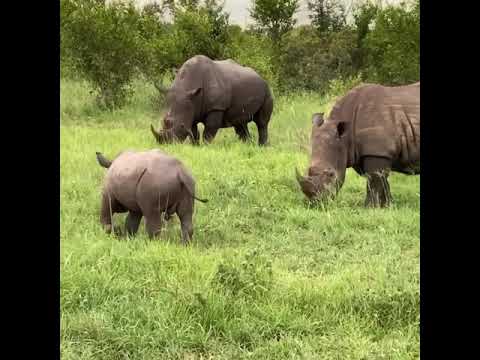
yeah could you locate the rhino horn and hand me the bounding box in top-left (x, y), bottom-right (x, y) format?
top-left (295, 167), bottom-right (318, 199)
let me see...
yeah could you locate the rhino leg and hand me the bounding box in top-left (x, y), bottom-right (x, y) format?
top-left (176, 196), bottom-right (194, 245)
top-left (125, 211), bottom-right (142, 236)
top-left (363, 156), bottom-right (392, 208)
top-left (100, 192), bottom-right (126, 234)
top-left (234, 124), bottom-right (251, 142)
top-left (144, 211), bottom-right (164, 239)
top-left (256, 123), bottom-right (269, 146)
top-left (254, 96), bottom-right (273, 146)
top-left (191, 123), bottom-right (200, 145)
top-left (203, 111), bottom-right (223, 143)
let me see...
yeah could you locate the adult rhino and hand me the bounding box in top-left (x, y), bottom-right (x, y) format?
top-left (296, 82), bottom-right (420, 207)
top-left (150, 55), bottom-right (274, 146)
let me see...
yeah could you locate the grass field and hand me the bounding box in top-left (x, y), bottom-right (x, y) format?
top-left (60, 79), bottom-right (420, 359)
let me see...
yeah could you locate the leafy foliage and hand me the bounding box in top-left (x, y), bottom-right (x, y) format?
top-left (249, 0), bottom-right (299, 43)
top-left (60, 0), bottom-right (420, 106)
top-left (278, 25), bottom-right (357, 93)
top-left (308, 0), bottom-right (347, 35)
top-left (61, 0), bottom-right (142, 109)
top-left (362, 1), bottom-right (420, 84)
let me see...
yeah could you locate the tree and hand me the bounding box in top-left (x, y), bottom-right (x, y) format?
top-left (351, 1), bottom-right (379, 70)
top-left (61, 0), bottom-right (143, 109)
top-left (171, 0), bottom-right (231, 62)
top-left (249, 0), bottom-right (299, 43)
top-left (308, 0), bottom-right (346, 35)
top-left (136, 3), bottom-right (177, 91)
top-left (362, 1), bottom-right (419, 84)
top-left (278, 25), bottom-right (356, 92)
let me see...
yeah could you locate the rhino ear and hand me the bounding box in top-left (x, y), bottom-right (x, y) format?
top-left (312, 113), bottom-right (324, 127)
top-left (336, 121), bottom-right (348, 138)
top-left (188, 87), bottom-right (202, 99)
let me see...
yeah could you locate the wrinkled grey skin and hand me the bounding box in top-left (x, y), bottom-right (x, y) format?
top-left (296, 82), bottom-right (420, 207)
top-left (96, 150), bottom-right (207, 244)
top-left (150, 55), bottom-right (274, 146)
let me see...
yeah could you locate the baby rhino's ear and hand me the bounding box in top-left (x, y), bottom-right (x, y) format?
top-left (312, 113), bottom-right (324, 127)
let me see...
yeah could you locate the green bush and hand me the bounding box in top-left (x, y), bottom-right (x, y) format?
top-left (362, 1), bottom-right (420, 85)
top-left (249, 0), bottom-right (299, 43)
top-left (60, 0), bottom-right (419, 110)
top-left (225, 30), bottom-right (279, 91)
top-left (166, 0), bottom-right (231, 64)
top-left (308, 0), bottom-right (347, 35)
top-left (135, 5), bottom-right (176, 85)
top-left (61, 0), bottom-right (143, 109)
top-left (278, 25), bottom-right (357, 93)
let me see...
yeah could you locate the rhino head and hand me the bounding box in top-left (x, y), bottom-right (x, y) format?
top-left (296, 113), bottom-right (349, 201)
top-left (150, 86), bottom-right (202, 144)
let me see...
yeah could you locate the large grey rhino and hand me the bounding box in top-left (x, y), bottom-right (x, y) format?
top-left (150, 55), bottom-right (274, 146)
top-left (96, 149), bottom-right (207, 244)
top-left (296, 82), bottom-right (420, 207)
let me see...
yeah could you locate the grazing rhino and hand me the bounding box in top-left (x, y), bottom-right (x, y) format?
top-left (96, 149), bottom-right (207, 244)
top-left (150, 55), bottom-right (274, 146)
top-left (296, 82), bottom-right (420, 207)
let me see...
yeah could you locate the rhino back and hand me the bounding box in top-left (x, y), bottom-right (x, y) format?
top-left (215, 60), bottom-right (270, 123)
top-left (104, 152), bottom-right (152, 211)
top-left (330, 83), bottom-right (420, 170)
top-left (136, 152), bottom-right (194, 213)
top-left (172, 55), bottom-right (206, 91)
top-left (172, 55), bottom-right (269, 117)
top-left (171, 55), bottom-right (230, 112)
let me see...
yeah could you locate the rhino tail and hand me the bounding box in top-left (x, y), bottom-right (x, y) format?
top-left (96, 152), bottom-right (112, 168)
top-left (177, 170), bottom-right (208, 203)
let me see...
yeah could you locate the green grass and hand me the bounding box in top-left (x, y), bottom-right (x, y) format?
top-left (61, 78), bottom-right (419, 359)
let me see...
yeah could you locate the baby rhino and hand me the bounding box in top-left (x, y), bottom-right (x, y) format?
top-left (96, 149), bottom-right (207, 244)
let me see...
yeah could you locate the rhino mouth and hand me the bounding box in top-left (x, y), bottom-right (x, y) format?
top-left (151, 124), bottom-right (175, 143)
top-left (151, 124), bottom-right (194, 144)
top-left (295, 168), bottom-right (338, 201)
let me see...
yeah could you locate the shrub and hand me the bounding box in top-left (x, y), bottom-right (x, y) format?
top-left (225, 30), bottom-right (279, 91)
top-left (308, 0), bottom-right (347, 35)
top-left (278, 25), bottom-right (357, 93)
top-left (362, 1), bottom-right (420, 85)
top-left (135, 6), bottom-right (178, 90)
top-left (249, 0), bottom-right (299, 44)
top-left (165, 0), bottom-right (231, 64)
top-left (61, 0), bottom-right (143, 109)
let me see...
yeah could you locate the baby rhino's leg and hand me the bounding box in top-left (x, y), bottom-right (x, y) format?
top-left (176, 197), bottom-right (194, 245)
top-left (100, 192), bottom-right (118, 234)
top-left (125, 211), bottom-right (142, 236)
top-left (144, 210), bottom-right (164, 239)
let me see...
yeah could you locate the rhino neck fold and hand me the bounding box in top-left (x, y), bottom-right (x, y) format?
top-left (346, 104), bottom-right (359, 168)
